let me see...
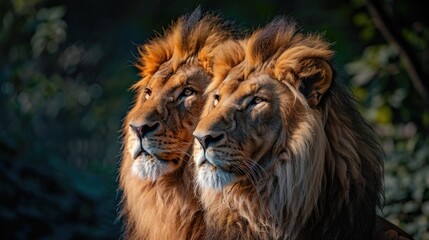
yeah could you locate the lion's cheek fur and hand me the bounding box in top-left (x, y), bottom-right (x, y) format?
top-left (193, 141), bottom-right (238, 189)
top-left (196, 165), bottom-right (236, 190)
top-left (182, 95), bottom-right (206, 131)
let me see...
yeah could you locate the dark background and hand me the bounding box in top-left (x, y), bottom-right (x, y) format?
top-left (1, 0), bottom-right (428, 239)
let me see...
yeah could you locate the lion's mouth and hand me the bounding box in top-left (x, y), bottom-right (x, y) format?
top-left (199, 158), bottom-right (208, 167)
top-left (134, 148), bottom-right (179, 165)
top-left (200, 157), bottom-right (239, 174)
top-left (133, 148), bottom-right (148, 160)
top-left (200, 159), bottom-right (220, 172)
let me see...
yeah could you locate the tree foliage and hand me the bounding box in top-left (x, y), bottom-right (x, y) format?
top-left (346, 0), bottom-right (429, 238)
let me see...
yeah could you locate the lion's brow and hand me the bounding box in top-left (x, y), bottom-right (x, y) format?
top-left (160, 70), bottom-right (174, 85)
top-left (163, 77), bottom-right (187, 95)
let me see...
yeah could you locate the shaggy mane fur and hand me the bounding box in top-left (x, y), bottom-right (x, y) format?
top-left (119, 9), bottom-right (231, 240)
top-left (133, 8), bottom-right (231, 91)
top-left (198, 17), bottom-right (383, 240)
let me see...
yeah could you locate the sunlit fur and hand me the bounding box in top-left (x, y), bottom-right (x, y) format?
top-left (119, 9), bottom-right (231, 240)
top-left (194, 17), bottom-right (383, 240)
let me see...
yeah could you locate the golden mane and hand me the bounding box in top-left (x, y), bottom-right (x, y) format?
top-left (208, 18), bottom-right (333, 93)
top-left (133, 9), bottom-right (230, 91)
top-left (195, 17), bottom-right (383, 239)
top-left (119, 8), bottom-right (231, 240)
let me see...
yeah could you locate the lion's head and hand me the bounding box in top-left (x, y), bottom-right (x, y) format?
top-left (122, 10), bottom-right (230, 182)
top-left (193, 18), bottom-right (383, 239)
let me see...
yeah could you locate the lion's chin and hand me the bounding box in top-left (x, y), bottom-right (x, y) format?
top-left (131, 155), bottom-right (179, 181)
top-left (196, 162), bottom-right (236, 190)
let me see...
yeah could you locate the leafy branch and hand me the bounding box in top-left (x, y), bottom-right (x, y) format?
top-left (366, 0), bottom-right (429, 107)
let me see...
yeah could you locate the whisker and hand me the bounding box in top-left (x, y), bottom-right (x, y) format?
top-left (229, 155), bottom-right (268, 197)
top-left (154, 148), bottom-right (193, 158)
top-left (227, 182), bottom-right (238, 195)
top-left (164, 150), bottom-right (193, 158)
top-left (241, 157), bottom-right (266, 178)
top-left (231, 164), bottom-right (257, 189)
top-left (232, 163), bottom-right (264, 201)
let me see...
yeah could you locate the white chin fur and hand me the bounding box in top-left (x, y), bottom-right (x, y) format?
top-left (196, 165), bottom-right (235, 190)
top-left (131, 157), bottom-right (176, 181)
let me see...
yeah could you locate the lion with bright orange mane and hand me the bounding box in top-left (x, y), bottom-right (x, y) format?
top-left (193, 17), bottom-right (386, 239)
top-left (119, 9), bottom-right (231, 240)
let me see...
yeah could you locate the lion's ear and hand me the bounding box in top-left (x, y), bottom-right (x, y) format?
top-left (296, 58), bottom-right (332, 107)
top-left (273, 47), bottom-right (333, 107)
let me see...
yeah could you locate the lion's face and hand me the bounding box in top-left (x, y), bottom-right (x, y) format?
top-left (193, 68), bottom-right (306, 189)
top-left (126, 63), bottom-right (210, 181)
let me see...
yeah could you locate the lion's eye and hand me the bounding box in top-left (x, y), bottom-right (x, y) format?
top-left (213, 94), bottom-right (220, 107)
top-left (254, 97), bottom-right (263, 104)
top-left (251, 96), bottom-right (265, 105)
top-left (184, 87), bottom-right (195, 96)
top-left (180, 87), bottom-right (196, 98)
top-left (144, 88), bottom-right (152, 100)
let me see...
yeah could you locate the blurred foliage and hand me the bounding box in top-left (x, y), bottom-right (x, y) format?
top-left (0, 0), bottom-right (129, 238)
top-left (0, 0), bottom-right (427, 239)
top-left (346, 0), bottom-right (429, 238)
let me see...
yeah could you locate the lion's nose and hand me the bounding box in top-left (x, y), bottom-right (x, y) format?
top-left (130, 122), bottom-right (160, 139)
top-left (194, 132), bottom-right (225, 149)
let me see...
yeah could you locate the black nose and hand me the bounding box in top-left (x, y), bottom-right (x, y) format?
top-left (196, 133), bottom-right (225, 149)
top-left (130, 122), bottom-right (160, 138)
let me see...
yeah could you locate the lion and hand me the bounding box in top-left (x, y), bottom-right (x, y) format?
top-left (118, 9), bottom-right (231, 240)
top-left (193, 17), bottom-right (410, 239)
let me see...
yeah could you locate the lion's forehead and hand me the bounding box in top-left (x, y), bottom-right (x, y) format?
top-left (218, 74), bottom-right (279, 100)
top-left (148, 66), bottom-right (208, 93)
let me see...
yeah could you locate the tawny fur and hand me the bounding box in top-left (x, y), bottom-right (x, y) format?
top-left (119, 9), bottom-right (231, 240)
top-left (195, 17), bottom-right (383, 240)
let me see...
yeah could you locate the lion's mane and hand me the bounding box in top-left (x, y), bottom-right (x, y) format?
top-left (198, 18), bottom-right (383, 240)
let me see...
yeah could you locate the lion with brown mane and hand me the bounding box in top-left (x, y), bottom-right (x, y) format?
top-left (193, 17), bottom-right (413, 240)
top-left (118, 9), bottom-right (231, 240)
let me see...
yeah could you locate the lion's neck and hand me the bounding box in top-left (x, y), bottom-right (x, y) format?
top-left (121, 158), bottom-right (204, 240)
top-left (200, 182), bottom-right (278, 239)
